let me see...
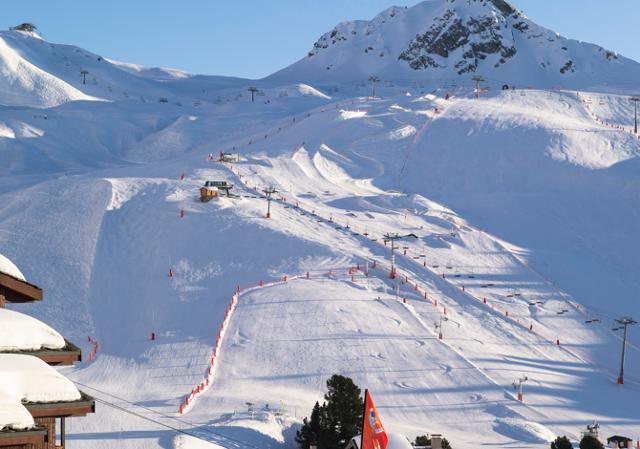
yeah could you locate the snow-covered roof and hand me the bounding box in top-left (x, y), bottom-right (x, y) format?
top-left (0, 354), bottom-right (82, 431)
top-left (0, 392), bottom-right (34, 431)
top-left (0, 308), bottom-right (66, 352)
top-left (0, 253), bottom-right (25, 281)
top-left (0, 354), bottom-right (81, 404)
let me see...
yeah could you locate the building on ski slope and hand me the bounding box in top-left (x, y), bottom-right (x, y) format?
top-left (607, 435), bottom-right (633, 448)
top-left (0, 253), bottom-right (95, 449)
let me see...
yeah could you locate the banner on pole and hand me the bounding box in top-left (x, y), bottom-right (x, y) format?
top-left (361, 390), bottom-right (388, 449)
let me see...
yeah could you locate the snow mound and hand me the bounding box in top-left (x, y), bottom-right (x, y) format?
top-left (389, 125), bottom-right (417, 140)
top-left (493, 418), bottom-right (557, 443)
top-left (173, 435), bottom-right (226, 449)
top-left (387, 433), bottom-right (414, 449)
top-left (0, 308), bottom-right (66, 351)
top-left (340, 109), bottom-right (368, 120)
top-left (295, 83), bottom-right (331, 99)
top-left (0, 252), bottom-right (25, 280)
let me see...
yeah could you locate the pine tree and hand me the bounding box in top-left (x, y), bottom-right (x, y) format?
top-left (296, 401), bottom-right (326, 449)
top-left (297, 375), bottom-right (364, 449)
top-left (441, 438), bottom-right (452, 449)
top-left (580, 435), bottom-right (604, 449)
top-left (323, 374), bottom-right (364, 449)
top-left (415, 435), bottom-right (430, 446)
top-left (551, 436), bottom-right (573, 449)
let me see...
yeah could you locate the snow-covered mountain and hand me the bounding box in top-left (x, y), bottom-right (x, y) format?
top-left (0, 28), bottom-right (251, 108)
top-left (1, 5), bottom-right (640, 449)
top-left (270, 0), bottom-right (640, 90)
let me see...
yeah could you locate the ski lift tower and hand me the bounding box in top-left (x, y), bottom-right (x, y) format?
top-left (383, 233), bottom-right (418, 279)
top-left (263, 187), bottom-right (277, 218)
top-left (369, 75), bottom-right (379, 98)
top-left (472, 76), bottom-right (485, 99)
top-left (630, 97), bottom-right (640, 134)
top-left (248, 86), bottom-right (259, 102)
top-left (613, 316), bottom-right (637, 384)
top-left (512, 375), bottom-right (529, 402)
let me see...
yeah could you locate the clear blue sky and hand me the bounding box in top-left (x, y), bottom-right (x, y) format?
top-left (4, 0), bottom-right (639, 79)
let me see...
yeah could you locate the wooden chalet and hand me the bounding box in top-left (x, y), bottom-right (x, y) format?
top-left (607, 436), bottom-right (633, 449)
top-left (0, 263), bottom-right (95, 449)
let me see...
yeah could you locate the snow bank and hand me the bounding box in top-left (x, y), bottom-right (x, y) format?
top-left (0, 252), bottom-right (25, 280)
top-left (350, 433), bottom-right (413, 449)
top-left (0, 308), bottom-right (66, 351)
top-left (340, 109), bottom-right (367, 120)
top-left (387, 433), bottom-right (414, 449)
top-left (493, 418), bottom-right (557, 443)
top-left (173, 435), bottom-right (227, 449)
top-left (296, 83), bottom-right (331, 99)
top-left (0, 354), bottom-right (81, 404)
top-left (389, 125), bottom-right (416, 140)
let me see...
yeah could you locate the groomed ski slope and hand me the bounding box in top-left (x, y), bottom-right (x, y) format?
top-left (1, 82), bottom-right (640, 449)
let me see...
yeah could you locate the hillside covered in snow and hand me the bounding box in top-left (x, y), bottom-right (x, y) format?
top-left (1, 2), bottom-right (640, 449)
top-left (270, 0), bottom-right (640, 91)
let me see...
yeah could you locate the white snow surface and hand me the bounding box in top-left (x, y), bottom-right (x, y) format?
top-left (0, 308), bottom-right (66, 351)
top-left (173, 435), bottom-right (227, 449)
top-left (1, 3), bottom-right (640, 449)
top-left (0, 252), bottom-right (25, 280)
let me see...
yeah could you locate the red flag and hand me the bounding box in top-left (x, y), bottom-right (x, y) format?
top-left (361, 390), bottom-right (388, 449)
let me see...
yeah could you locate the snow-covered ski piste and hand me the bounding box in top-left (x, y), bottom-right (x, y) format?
top-left (2, 11), bottom-right (640, 447)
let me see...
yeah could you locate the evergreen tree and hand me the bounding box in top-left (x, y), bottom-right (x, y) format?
top-left (296, 401), bottom-right (326, 449)
top-left (323, 374), bottom-right (364, 449)
top-left (415, 435), bottom-right (430, 446)
top-left (551, 436), bottom-right (573, 449)
top-left (441, 438), bottom-right (452, 449)
top-left (580, 435), bottom-right (604, 449)
top-left (296, 375), bottom-right (364, 449)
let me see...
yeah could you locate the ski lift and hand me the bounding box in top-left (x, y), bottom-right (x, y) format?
top-left (585, 318), bottom-right (601, 324)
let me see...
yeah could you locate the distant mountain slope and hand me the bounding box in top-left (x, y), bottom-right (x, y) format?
top-left (269, 0), bottom-right (640, 90)
top-left (0, 29), bottom-right (251, 108)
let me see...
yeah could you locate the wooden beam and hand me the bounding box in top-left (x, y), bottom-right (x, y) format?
top-left (25, 393), bottom-right (95, 419)
top-left (0, 428), bottom-right (47, 446)
top-left (0, 340), bottom-right (82, 366)
top-left (0, 272), bottom-right (43, 303)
